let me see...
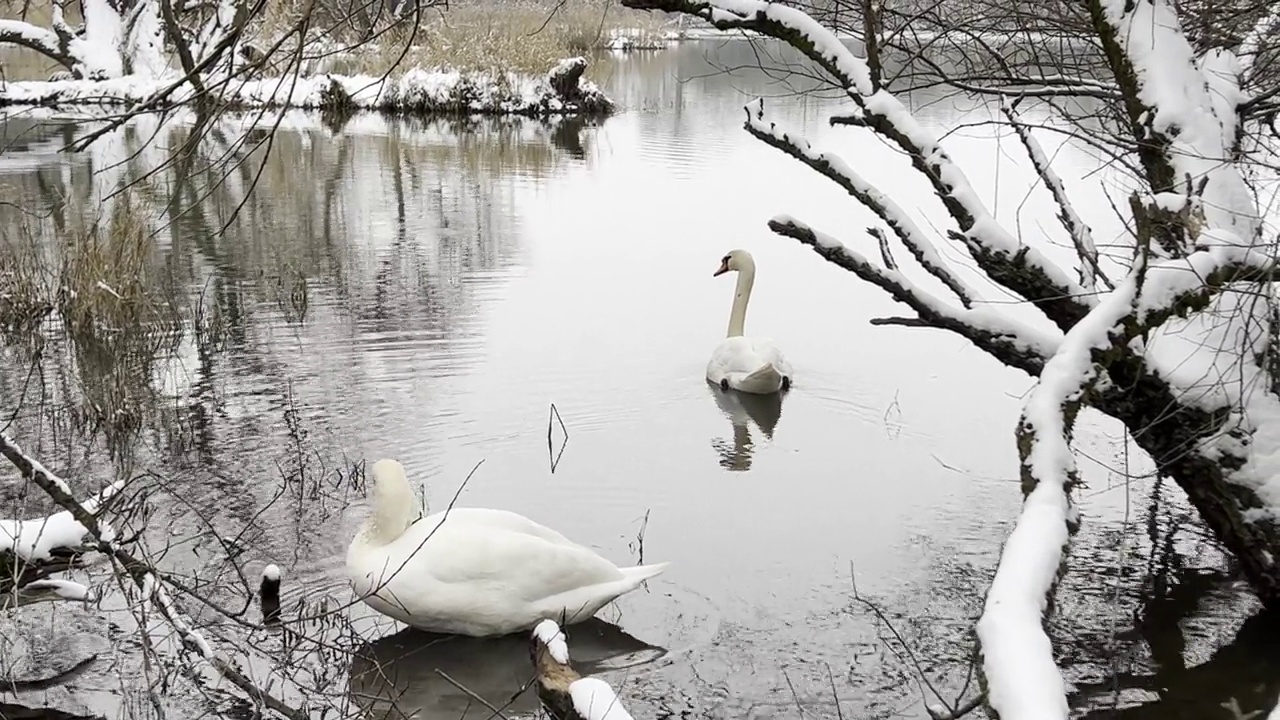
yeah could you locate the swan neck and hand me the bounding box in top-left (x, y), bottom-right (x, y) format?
top-left (727, 263), bottom-right (756, 338)
top-left (362, 466), bottom-right (418, 547)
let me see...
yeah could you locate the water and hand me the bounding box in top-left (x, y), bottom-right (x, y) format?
top-left (1, 39), bottom-right (1277, 720)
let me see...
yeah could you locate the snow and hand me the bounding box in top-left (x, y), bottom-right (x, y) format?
top-left (23, 578), bottom-right (91, 601)
top-left (0, 512), bottom-right (94, 561)
top-left (262, 564), bottom-right (281, 582)
top-left (568, 677), bottom-right (634, 720)
top-left (1099, 0), bottom-right (1258, 244)
top-left (80, 0), bottom-right (126, 79)
top-left (533, 619), bottom-right (570, 664)
top-left (125, 0), bottom-right (168, 79)
top-left (977, 265), bottom-right (1145, 720)
top-left (1132, 231), bottom-right (1266, 321)
top-left (0, 19), bottom-right (65, 57)
top-left (1150, 192), bottom-right (1192, 214)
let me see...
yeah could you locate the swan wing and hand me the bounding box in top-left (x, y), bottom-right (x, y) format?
top-left (426, 508), bottom-right (584, 549)
top-left (421, 524), bottom-right (625, 599)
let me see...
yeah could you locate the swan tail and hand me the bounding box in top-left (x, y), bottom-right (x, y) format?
top-left (733, 364), bottom-right (784, 394)
top-left (619, 561), bottom-right (670, 586)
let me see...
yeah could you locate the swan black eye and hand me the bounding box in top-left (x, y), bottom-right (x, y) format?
top-left (722, 255), bottom-right (730, 263)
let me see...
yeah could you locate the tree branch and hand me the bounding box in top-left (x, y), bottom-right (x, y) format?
top-left (1000, 99), bottom-right (1113, 293)
top-left (0, 19), bottom-right (76, 73)
top-left (743, 101), bottom-right (977, 307)
top-left (977, 259), bottom-right (1145, 720)
top-left (767, 216), bottom-right (1057, 376)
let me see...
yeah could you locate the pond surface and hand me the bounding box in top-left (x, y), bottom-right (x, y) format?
top-left (1, 38), bottom-right (1278, 720)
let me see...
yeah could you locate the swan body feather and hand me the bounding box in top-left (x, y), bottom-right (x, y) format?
top-left (347, 460), bottom-right (668, 637)
top-left (707, 336), bottom-right (793, 394)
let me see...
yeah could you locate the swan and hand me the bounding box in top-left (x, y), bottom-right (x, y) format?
top-left (706, 249), bottom-right (793, 395)
top-left (346, 459), bottom-right (670, 637)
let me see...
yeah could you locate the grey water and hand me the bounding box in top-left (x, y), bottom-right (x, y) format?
top-left (0, 38), bottom-right (1277, 720)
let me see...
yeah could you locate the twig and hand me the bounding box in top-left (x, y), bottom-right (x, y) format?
top-left (435, 669), bottom-right (512, 720)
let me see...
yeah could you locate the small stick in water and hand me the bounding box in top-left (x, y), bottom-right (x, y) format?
top-left (260, 564), bottom-right (282, 624)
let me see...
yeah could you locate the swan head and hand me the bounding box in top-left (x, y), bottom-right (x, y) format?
top-left (713, 249), bottom-right (755, 277)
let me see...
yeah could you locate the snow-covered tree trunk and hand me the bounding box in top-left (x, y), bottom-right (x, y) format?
top-left (618, 0), bottom-right (1280, 717)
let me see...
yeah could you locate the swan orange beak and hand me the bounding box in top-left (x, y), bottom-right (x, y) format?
top-left (713, 261), bottom-right (729, 277)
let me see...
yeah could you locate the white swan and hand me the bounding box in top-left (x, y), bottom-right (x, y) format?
top-left (706, 249), bottom-right (793, 395)
top-left (346, 459), bottom-right (669, 637)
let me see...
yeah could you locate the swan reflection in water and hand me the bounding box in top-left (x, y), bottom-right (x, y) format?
top-left (346, 617), bottom-right (667, 719)
top-left (708, 384), bottom-right (785, 471)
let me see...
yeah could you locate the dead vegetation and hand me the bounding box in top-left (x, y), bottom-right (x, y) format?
top-left (251, 0), bottom-right (679, 77)
top-left (0, 194), bottom-right (185, 447)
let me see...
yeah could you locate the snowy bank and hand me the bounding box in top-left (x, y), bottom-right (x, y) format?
top-left (0, 57), bottom-right (614, 117)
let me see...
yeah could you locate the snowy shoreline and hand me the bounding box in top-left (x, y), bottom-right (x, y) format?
top-left (0, 57), bottom-right (614, 117)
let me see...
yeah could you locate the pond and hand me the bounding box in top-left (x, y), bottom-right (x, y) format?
top-left (1, 37), bottom-right (1278, 720)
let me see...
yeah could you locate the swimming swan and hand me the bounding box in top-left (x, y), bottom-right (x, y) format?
top-left (706, 249), bottom-right (793, 395)
top-left (346, 459), bottom-right (670, 637)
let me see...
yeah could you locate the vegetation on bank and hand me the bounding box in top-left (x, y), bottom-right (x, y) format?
top-left (0, 0), bottom-right (685, 115)
top-left (260, 0), bottom-right (685, 77)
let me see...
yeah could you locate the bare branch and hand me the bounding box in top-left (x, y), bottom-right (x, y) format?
top-left (1000, 99), bottom-right (1114, 292)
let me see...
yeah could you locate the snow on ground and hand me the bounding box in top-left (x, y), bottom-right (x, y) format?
top-left (0, 62), bottom-right (613, 116)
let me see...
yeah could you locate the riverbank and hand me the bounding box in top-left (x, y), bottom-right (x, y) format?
top-left (0, 56), bottom-right (612, 117)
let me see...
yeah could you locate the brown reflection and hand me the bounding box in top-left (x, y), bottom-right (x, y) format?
top-left (346, 617), bottom-right (666, 720)
top-left (707, 384), bottom-right (784, 472)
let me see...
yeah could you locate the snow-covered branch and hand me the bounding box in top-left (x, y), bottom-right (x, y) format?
top-left (743, 100), bottom-right (977, 307)
top-left (1000, 100), bottom-right (1112, 294)
top-left (0, 431), bottom-right (307, 720)
top-left (0, 17), bottom-right (82, 74)
top-left (767, 216), bottom-right (1059, 376)
top-left (977, 259), bottom-right (1145, 720)
top-left (1088, 0), bottom-right (1258, 248)
top-left (621, 0), bottom-right (1096, 334)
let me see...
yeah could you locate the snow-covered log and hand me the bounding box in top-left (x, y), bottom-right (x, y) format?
top-left (0, 60), bottom-right (615, 117)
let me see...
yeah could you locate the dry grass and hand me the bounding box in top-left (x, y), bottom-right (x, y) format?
top-left (0, 194), bottom-right (185, 442)
top-left (259, 0), bottom-right (677, 76)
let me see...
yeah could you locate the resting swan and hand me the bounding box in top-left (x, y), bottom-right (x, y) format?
top-left (346, 459), bottom-right (670, 637)
top-left (706, 249), bottom-right (793, 395)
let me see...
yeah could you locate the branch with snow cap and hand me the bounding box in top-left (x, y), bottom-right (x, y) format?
top-left (743, 99), bottom-right (977, 307)
top-left (768, 217), bottom-right (1059, 376)
top-left (0, 432), bottom-right (307, 720)
top-left (1000, 99), bottom-right (1112, 293)
top-left (1087, 0), bottom-right (1259, 250)
top-left (977, 258), bottom-right (1148, 720)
